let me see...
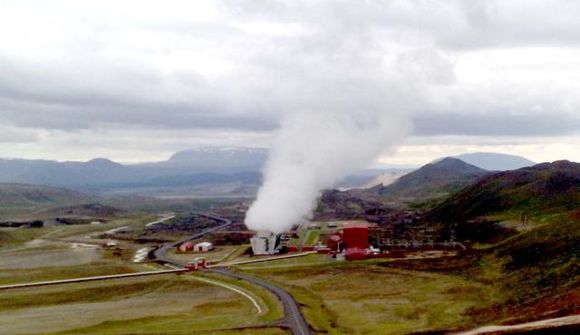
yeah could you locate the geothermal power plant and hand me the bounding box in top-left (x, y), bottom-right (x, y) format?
top-left (248, 221), bottom-right (463, 260)
top-left (250, 223), bottom-right (370, 260)
top-left (250, 231), bottom-right (281, 255)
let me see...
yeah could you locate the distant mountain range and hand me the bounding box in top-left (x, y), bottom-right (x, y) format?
top-left (0, 147), bottom-right (267, 196)
top-left (340, 153), bottom-right (539, 202)
top-left (166, 147), bottom-right (267, 171)
top-left (346, 157), bottom-right (490, 201)
top-left (0, 147), bottom-right (387, 196)
top-left (0, 147), bottom-right (267, 180)
top-left (453, 152), bottom-right (535, 171)
top-left (0, 148), bottom-right (538, 197)
top-left (334, 169), bottom-right (409, 190)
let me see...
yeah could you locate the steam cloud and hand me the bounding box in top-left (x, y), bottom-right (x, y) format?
top-left (245, 108), bottom-right (409, 233)
top-left (241, 6), bottom-right (439, 234)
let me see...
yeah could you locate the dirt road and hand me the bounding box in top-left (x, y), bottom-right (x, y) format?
top-left (455, 315), bottom-right (580, 335)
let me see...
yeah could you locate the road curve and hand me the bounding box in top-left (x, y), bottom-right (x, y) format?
top-left (187, 275), bottom-right (264, 315)
top-left (209, 268), bottom-right (311, 335)
top-left (152, 212), bottom-right (233, 265)
top-left (151, 212), bottom-right (312, 335)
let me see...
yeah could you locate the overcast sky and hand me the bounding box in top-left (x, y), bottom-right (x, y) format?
top-left (1, 0), bottom-right (579, 165)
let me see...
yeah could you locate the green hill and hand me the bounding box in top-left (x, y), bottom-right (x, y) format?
top-left (0, 183), bottom-right (94, 207)
top-left (408, 161), bottom-right (580, 323)
top-left (349, 157), bottom-right (489, 202)
top-left (425, 160), bottom-right (579, 224)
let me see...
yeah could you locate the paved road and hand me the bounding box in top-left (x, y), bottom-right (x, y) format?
top-left (209, 268), bottom-right (311, 335)
top-left (152, 212), bottom-right (233, 264)
top-left (151, 212), bottom-right (312, 335)
top-left (145, 214), bottom-right (175, 228)
top-left (187, 275), bottom-right (264, 315)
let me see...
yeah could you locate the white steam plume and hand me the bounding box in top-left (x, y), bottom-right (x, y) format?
top-left (240, 5), bottom-right (444, 234)
top-left (245, 108), bottom-right (409, 234)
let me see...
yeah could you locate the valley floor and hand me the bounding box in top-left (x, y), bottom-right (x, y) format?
top-left (0, 211), bottom-right (577, 335)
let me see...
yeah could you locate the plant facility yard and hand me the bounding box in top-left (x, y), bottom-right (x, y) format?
top-left (167, 244), bottom-right (247, 265)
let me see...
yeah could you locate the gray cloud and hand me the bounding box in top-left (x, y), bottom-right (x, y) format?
top-left (413, 112), bottom-right (580, 137)
top-left (0, 0), bottom-right (579, 161)
top-left (443, 0), bottom-right (580, 49)
top-left (0, 126), bottom-right (40, 144)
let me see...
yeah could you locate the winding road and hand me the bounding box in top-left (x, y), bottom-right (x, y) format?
top-left (152, 212), bottom-right (233, 263)
top-left (151, 212), bottom-right (312, 335)
top-left (209, 268), bottom-right (311, 335)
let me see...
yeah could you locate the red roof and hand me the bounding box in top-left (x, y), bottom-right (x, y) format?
top-left (343, 223), bottom-right (368, 229)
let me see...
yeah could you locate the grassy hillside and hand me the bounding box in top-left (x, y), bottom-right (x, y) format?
top-left (317, 157), bottom-right (490, 219)
top-left (29, 203), bottom-right (125, 219)
top-left (487, 213), bottom-right (579, 304)
top-left (0, 183), bottom-right (94, 208)
top-left (347, 157), bottom-right (489, 203)
top-left (425, 160), bottom-right (579, 224)
top-left (389, 212), bottom-right (579, 325)
top-left (403, 161), bottom-right (580, 324)
top-left (247, 262), bottom-right (502, 334)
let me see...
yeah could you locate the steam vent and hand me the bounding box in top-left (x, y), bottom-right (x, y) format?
top-left (250, 231), bottom-right (280, 255)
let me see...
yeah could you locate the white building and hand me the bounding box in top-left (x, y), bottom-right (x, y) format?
top-left (250, 231), bottom-right (279, 255)
top-left (194, 241), bottom-right (213, 252)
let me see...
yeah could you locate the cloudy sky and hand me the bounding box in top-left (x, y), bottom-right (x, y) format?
top-left (1, 0), bottom-right (579, 166)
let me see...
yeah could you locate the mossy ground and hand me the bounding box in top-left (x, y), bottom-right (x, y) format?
top-left (247, 262), bottom-right (501, 334)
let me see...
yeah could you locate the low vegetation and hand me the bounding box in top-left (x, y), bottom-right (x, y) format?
top-left (0, 159), bottom-right (577, 334)
top-left (0, 275), bottom-right (277, 335)
top-left (424, 160), bottom-right (579, 227)
top-left (382, 212), bottom-right (579, 325)
top-left (249, 261), bottom-right (502, 334)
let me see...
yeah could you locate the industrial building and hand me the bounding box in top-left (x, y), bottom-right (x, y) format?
top-left (177, 241), bottom-right (214, 253)
top-left (194, 241), bottom-right (213, 252)
top-left (343, 223), bottom-right (369, 260)
top-left (327, 233), bottom-right (343, 252)
top-left (177, 242), bottom-right (194, 252)
top-left (250, 231), bottom-right (280, 255)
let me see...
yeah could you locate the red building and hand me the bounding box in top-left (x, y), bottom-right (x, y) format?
top-left (343, 223), bottom-right (368, 260)
top-left (288, 245), bottom-right (299, 252)
top-left (177, 241), bottom-right (194, 252)
top-left (327, 233), bottom-right (342, 252)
